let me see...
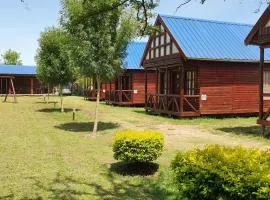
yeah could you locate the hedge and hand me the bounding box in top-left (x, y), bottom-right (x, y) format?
top-left (113, 130), bottom-right (164, 163)
top-left (171, 145), bottom-right (270, 200)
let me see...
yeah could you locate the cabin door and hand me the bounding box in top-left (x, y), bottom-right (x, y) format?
top-left (170, 71), bottom-right (180, 95)
top-left (159, 71), bottom-right (167, 94)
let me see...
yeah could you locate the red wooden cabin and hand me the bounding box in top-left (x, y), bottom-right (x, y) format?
top-left (142, 15), bottom-right (270, 117)
top-left (245, 6), bottom-right (270, 128)
top-left (85, 80), bottom-right (106, 101)
top-left (0, 65), bottom-right (44, 95)
top-left (103, 42), bottom-right (156, 106)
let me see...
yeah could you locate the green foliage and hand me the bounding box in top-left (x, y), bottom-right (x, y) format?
top-left (113, 130), bottom-right (164, 163)
top-left (36, 27), bottom-right (75, 87)
top-left (171, 145), bottom-right (270, 200)
top-left (1, 49), bottom-right (22, 65)
top-left (61, 0), bottom-right (140, 82)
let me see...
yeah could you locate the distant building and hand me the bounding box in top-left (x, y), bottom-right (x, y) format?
top-left (0, 65), bottom-right (43, 95)
top-left (86, 42), bottom-right (157, 106)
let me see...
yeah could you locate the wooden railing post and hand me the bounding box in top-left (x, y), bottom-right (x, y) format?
top-left (180, 66), bottom-right (184, 114)
top-left (259, 46), bottom-right (264, 120)
top-left (145, 69), bottom-right (148, 107)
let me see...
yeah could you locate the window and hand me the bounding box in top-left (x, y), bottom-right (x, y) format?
top-left (185, 70), bottom-right (196, 95)
top-left (264, 71), bottom-right (270, 93)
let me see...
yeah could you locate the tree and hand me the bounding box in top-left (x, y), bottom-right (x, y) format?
top-left (2, 49), bottom-right (22, 65)
top-left (36, 27), bottom-right (74, 112)
top-left (61, 0), bottom-right (140, 136)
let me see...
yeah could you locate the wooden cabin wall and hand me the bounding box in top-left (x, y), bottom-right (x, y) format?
top-left (198, 62), bottom-right (270, 115)
top-left (0, 75), bottom-right (42, 94)
top-left (132, 71), bottom-right (156, 104)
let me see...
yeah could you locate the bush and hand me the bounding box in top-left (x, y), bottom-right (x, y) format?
top-left (113, 130), bottom-right (164, 163)
top-left (171, 145), bottom-right (270, 200)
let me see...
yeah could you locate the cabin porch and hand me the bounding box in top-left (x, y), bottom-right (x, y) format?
top-left (145, 66), bottom-right (200, 117)
top-left (105, 73), bottom-right (137, 106)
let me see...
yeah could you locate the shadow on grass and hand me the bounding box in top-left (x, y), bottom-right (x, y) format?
top-left (216, 125), bottom-right (270, 138)
top-left (19, 169), bottom-right (178, 200)
top-left (110, 162), bottom-right (159, 176)
top-left (55, 122), bottom-right (119, 132)
top-left (37, 108), bottom-right (80, 113)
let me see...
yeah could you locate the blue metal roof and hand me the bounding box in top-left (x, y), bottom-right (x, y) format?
top-left (160, 15), bottom-right (270, 61)
top-left (0, 65), bottom-right (37, 75)
top-left (124, 42), bottom-right (146, 69)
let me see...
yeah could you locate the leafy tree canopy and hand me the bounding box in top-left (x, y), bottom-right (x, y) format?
top-left (1, 49), bottom-right (22, 65)
top-left (36, 27), bottom-right (74, 87)
top-left (61, 0), bottom-right (140, 82)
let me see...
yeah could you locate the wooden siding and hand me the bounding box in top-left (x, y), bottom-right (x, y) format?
top-left (104, 70), bottom-right (156, 106)
top-left (0, 75), bottom-right (42, 94)
top-left (133, 71), bottom-right (156, 104)
top-left (199, 62), bottom-right (270, 115)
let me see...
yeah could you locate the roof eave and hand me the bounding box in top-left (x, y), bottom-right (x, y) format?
top-left (188, 57), bottom-right (270, 63)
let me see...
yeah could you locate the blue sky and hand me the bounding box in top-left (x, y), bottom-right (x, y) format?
top-left (0, 0), bottom-right (268, 65)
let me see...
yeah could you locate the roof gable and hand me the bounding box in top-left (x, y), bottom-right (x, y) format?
top-left (124, 42), bottom-right (146, 70)
top-left (160, 15), bottom-right (270, 62)
top-left (141, 16), bottom-right (182, 64)
top-left (245, 6), bottom-right (270, 45)
top-left (0, 65), bottom-right (37, 75)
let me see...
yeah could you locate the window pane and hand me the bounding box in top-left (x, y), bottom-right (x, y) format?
top-left (264, 71), bottom-right (270, 93)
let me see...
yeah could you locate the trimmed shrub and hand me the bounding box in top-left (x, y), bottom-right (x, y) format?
top-left (171, 145), bottom-right (270, 200)
top-left (113, 130), bottom-right (164, 163)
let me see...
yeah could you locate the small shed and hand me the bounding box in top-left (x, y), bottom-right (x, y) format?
top-left (0, 65), bottom-right (43, 95)
top-left (104, 42), bottom-right (156, 106)
top-left (245, 6), bottom-right (270, 126)
top-left (142, 15), bottom-right (270, 117)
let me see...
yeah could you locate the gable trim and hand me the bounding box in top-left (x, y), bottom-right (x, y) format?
top-left (245, 6), bottom-right (270, 45)
top-left (140, 15), bottom-right (187, 66)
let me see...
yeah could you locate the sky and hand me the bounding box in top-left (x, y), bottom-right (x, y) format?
top-left (0, 0), bottom-right (268, 65)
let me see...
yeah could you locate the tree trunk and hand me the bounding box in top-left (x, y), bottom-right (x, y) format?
top-left (59, 85), bottom-right (64, 112)
top-left (92, 77), bottom-right (100, 137)
top-left (47, 84), bottom-right (50, 104)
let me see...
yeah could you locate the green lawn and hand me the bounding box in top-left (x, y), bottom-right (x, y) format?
top-left (0, 96), bottom-right (269, 200)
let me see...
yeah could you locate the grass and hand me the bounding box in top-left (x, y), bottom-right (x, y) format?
top-left (0, 96), bottom-right (269, 199)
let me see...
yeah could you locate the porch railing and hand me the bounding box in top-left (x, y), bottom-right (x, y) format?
top-left (85, 89), bottom-right (97, 99)
top-left (105, 90), bottom-right (133, 103)
top-left (146, 93), bottom-right (200, 115)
